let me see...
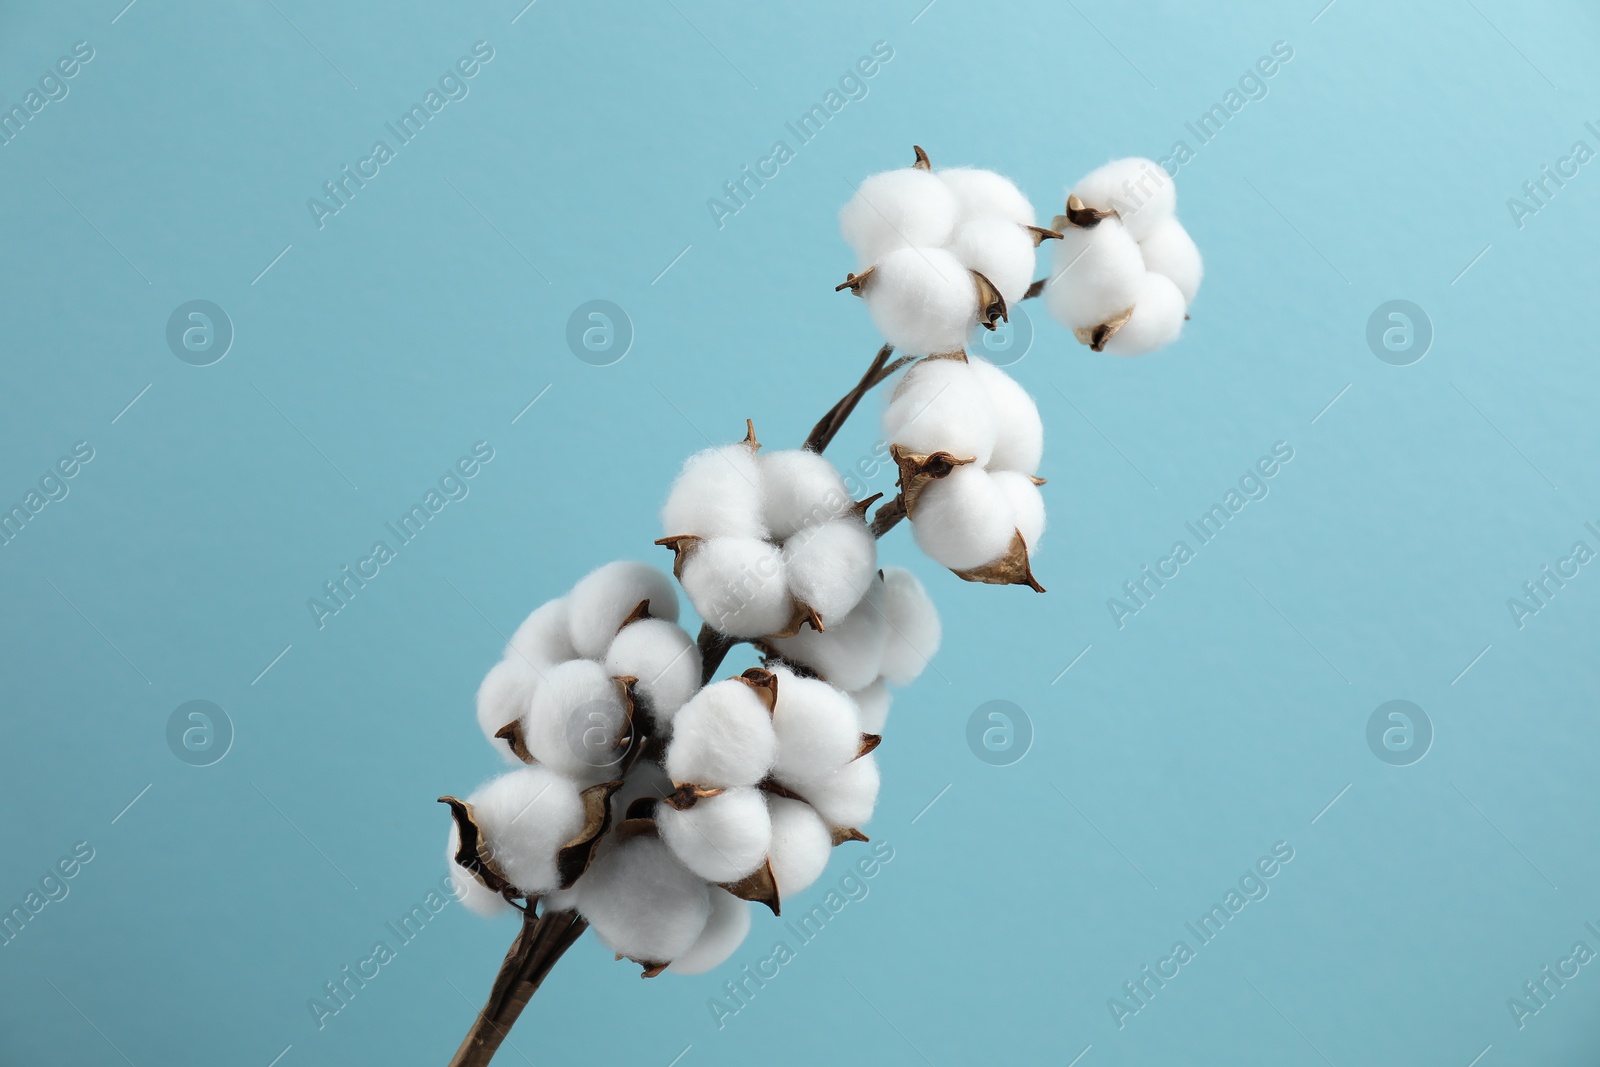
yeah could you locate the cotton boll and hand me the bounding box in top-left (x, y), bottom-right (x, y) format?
top-left (797, 753), bottom-right (880, 831)
top-left (669, 889), bottom-right (752, 975)
top-left (1103, 272), bottom-right (1187, 357)
top-left (566, 561), bottom-right (679, 661)
top-left (467, 767), bottom-right (586, 896)
top-left (661, 444), bottom-right (767, 540)
top-left (878, 568), bottom-right (941, 687)
top-left (965, 358), bottom-right (1042, 476)
top-left (766, 574), bottom-right (889, 692)
top-left (864, 247), bottom-right (980, 357)
top-left (910, 465), bottom-right (1016, 571)
top-left (604, 619), bottom-right (701, 730)
top-left (576, 834), bottom-right (711, 964)
top-left (657, 787), bottom-right (773, 883)
top-left (1073, 157), bottom-right (1175, 241)
top-left (937, 167), bottom-right (1035, 228)
top-left (991, 471), bottom-right (1046, 552)
top-left (1138, 216), bottom-right (1203, 306)
top-left (948, 218), bottom-right (1036, 306)
top-left (766, 797), bottom-right (834, 899)
top-left (782, 518), bottom-right (876, 625)
top-left (507, 599), bottom-right (577, 675)
top-left (1044, 216), bottom-right (1144, 332)
top-left (882, 358), bottom-right (997, 467)
top-left (540, 887), bottom-right (579, 914)
top-left (679, 537), bottom-right (793, 639)
top-left (612, 759), bottom-right (673, 819)
top-left (666, 679), bottom-right (778, 789)
top-left (839, 168), bottom-right (959, 265)
top-left (446, 824), bottom-right (513, 917)
top-left (760, 450), bottom-right (853, 542)
top-left (521, 659), bottom-right (630, 783)
top-left (851, 681), bottom-right (892, 734)
top-left (770, 669), bottom-right (865, 785)
top-left (476, 657), bottom-right (540, 762)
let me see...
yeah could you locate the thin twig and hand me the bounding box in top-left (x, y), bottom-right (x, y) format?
top-left (803, 344), bottom-right (894, 453)
top-left (870, 494), bottom-right (906, 539)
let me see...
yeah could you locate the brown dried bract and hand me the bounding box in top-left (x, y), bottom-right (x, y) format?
top-left (653, 534), bottom-right (705, 580)
top-left (554, 780), bottom-right (625, 889)
top-left (720, 857), bottom-right (781, 916)
top-left (1073, 306), bottom-right (1135, 352)
top-left (742, 418), bottom-right (761, 452)
top-left (1026, 225), bottom-right (1064, 246)
top-left (971, 270), bottom-right (1008, 331)
top-left (890, 446), bottom-right (975, 517)
top-left (1056, 193), bottom-right (1114, 230)
top-left (735, 667), bottom-right (779, 713)
top-left (831, 826), bottom-right (869, 846)
top-left (911, 144), bottom-right (931, 171)
top-left (856, 733), bottom-right (882, 759)
top-left (663, 783), bottom-right (725, 811)
top-left (618, 598), bottom-right (653, 630)
top-left (493, 721), bottom-right (536, 765)
top-left (951, 529), bottom-right (1046, 593)
top-left (835, 266), bottom-right (875, 296)
top-left (439, 795), bottom-right (516, 899)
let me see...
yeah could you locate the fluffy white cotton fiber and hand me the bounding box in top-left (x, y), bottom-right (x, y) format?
top-left (476, 656), bottom-right (540, 761)
top-left (467, 767), bottom-right (586, 896)
top-left (668, 888), bottom-right (751, 975)
top-left (840, 167), bottom-right (960, 265)
top-left (446, 823), bottom-right (514, 917)
top-left (767, 573), bottom-right (889, 692)
top-left (603, 618), bottom-right (700, 730)
top-left (936, 166), bottom-right (1036, 228)
top-left (883, 358), bottom-right (997, 467)
top-left (948, 218), bottom-right (1036, 306)
top-left (877, 567), bottom-right (941, 686)
top-left (782, 518), bottom-right (876, 625)
top-left (1104, 272), bottom-right (1187, 357)
top-left (850, 681), bottom-right (892, 734)
top-left (1073, 157), bottom-right (1175, 241)
top-left (760, 449), bottom-right (852, 542)
top-left (657, 786), bottom-right (773, 883)
top-left (1138, 216), bottom-right (1203, 306)
top-left (991, 471), bottom-right (1046, 551)
top-left (577, 834), bottom-right (711, 964)
top-left (770, 669), bottom-right (864, 785)
top-left (864, 247), bottom-right (980, 357)
top-left (666, 679), bottom-right (778, 789)
top-left (966, 357), bottom-right (1042, 476)
top-left (521, 659), bottom-right (629, 783)
top-left (1044, 215), bottom-right (1145, 332)
top-left (765, 796), bottom-right (833, 899)
top-left (566, 561), bottom-right (679, 661)
top-left (507, 599), bottom-right (576, 675)
top-left (662, 444), bottom-right (766, 540)
top-left (910, 465), bottom-right (1016, 571)
top-left (679, 537), bottom-right (793, 639)
top-left (798, 753), bottom-right (879, 831)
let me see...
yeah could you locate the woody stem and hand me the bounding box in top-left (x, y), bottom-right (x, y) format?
top-left (448, 908), bottom-right (589, 1067)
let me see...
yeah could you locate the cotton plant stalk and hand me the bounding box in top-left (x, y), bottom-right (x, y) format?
top-left (441, 146), bottom-right (1202, 1066)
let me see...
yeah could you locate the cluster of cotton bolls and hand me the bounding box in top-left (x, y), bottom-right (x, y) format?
top-left (878, 354), bottom-right (1046, 588)
top-left (1044, 157), bottom-right (1203, 356)
top-left (656, 425), bottom-right (877, 640)
top-left (837, 147), bottom-right (1053, 357)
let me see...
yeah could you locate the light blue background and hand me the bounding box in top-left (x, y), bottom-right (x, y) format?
top-left (3, 0), bottom-right (1599, 1064)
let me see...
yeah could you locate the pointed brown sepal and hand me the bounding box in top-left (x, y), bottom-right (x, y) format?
top-left (743, 418), bottom-right (761, 451)
top-left (856, 733), bottom-right (882, 759)
top-left (653, 534), bottom-right (705, 580)
top-left (831, 826), bottom-right (869, 846)
top-left (735, 667), bottom-right (779, 713)
top-left (890, 445), bottom-right (975, 518)
top-left (555, 779), bottom-right (625, 889)
top-left (1061, 193), bottom-right (1113, 229)
top-left (720, 857), bottom-right (781, 916)
top-left (612, 816), bottom-right (659, 845)
top-left (835, 266), bottom-right (875, 296)
top-left (493, 721), bottom-right (536, 765)
top-left (1073, 306), bottom-right (1135, 352)
top-left (950, 529), bottom-right (1046, 593)
top-left (639, 962), bottom-right (670, 979)
top-left (664, 783), bottom-right (725, 810)
top-left (1026, 225), bottom-right (1064, 247)
top-left (619, 598), bottom-right (653, 630)
top-left (911, 144), bottom-right (931, 171)
top-left (1029, 476), bottom-right (1047, 486)
top-left (923, 350), bottom-right (969, 363)
top-left (850, 491), bottom-right (886, 519)
top-left (759, 778), bottom-right (807, 803)
top-left (971, 270), bottom-right (1008, 330)
top-left (439, 795), bottom-right (517, 898)
top-left (768, 600), bottom-right (824, 639)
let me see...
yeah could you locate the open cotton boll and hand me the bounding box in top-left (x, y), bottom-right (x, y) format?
top-left (882, 358), bottom-right (997, 467)
top-left (576, 834), bottom-right (711, 964)
top-left (612, 759), bottom-right (673, 818)
top-left (669, 889), bottom-right (752, 975)
top-left (1073, 157), bottom-right (1175, 241)
top-left (991, 471), bottom-right (1046, 552)
top-left (796, 753), bottom-right (880, 831)
top-left (446, 824), bottom-right (513, 917)
top-left (851, 681), bottom-right (892, 734)
top-left (937, 167), bottom-right (1036, 228)
top-left (910, 465), bottom-right (1016, 571)
top-left (476, 657), bottom-right (540, 762)
top-left (767, 573), bottom-right (889, 692)
top-left (566, 561), bottom-right (679, 661)
top-left (604, 619), bottom-right (701, 730)
top-left (839, 167), bottom-right (959, 264)
top-left (507, 599), bottom-right (577, 675)
top-left (680, 537), bottom-right (793, 639)
top-left (878, 568), bottom-right (941, 687)
top-left (760, 449), bottom-right (853, 542)
top-left (666, 679), bottom-right (778, 789)
top-left (1138, 216), bottom-right (1203, 306)
top-left (766, 796), bottom-right (834, 899)
top-left (657, 787), bottom-right (773, 883)
top-left (540, 887), bottom-right (578, 914)
top-left (864, 247), bottom-right (980, 357)
top-left (966, 358), bottom-right (1043, 476)
top-left (661, 444), bottom-right (767, 540)
top-left (1044, 216), bottom-right (1145, 331)
top-left (467, 767), bottom-right (586, 896)
top-left (770, 669), bottom-right (866, 785)
top-left (521, 659), bottom-right (629, 783)
top-left (781, 518), bottom-right (876, 625)
top-left (1103, 272), bottom-right (1187, 357)
top-left (948, 218), bottom-right (1036, 306)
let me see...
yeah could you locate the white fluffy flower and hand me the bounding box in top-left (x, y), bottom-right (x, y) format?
top-left (567, 561), bottom-right (679, 661)
top-left (765, 796), bottom-right (834, 899)
top-left (966, 356), bottom-right (1042, 476)
top-left (657, 786), bottom-right (772, 883)
top-left (864, 247), bottom-right (981, 357)
top-left (679, 536), bottom-right (793, 638)
top-left (840, 167), bottom-right (960, 265)
top-left (937, 166), bottom-right (1035, 228)
top-left (603, 618), bottom-right (701, 730)
top-left (877, 567), bottom-right (941, 686)
top-left (851, 681), bottom-right (892, 735)
top-left (1044, 215), bottom-right (1144, 333)
top-left (446, 823), bottom-right (514, 917)
top-left (669, 888), bottom-right (751, 975)
top-left (1072, 157), bottom-right (1175, 241)
top-left (766, 573), bottom-right (889, 692)
top-left (576, 834), bottom-right (711, 964)
top-left (476, 656), bottom-right (541, 762)
top-left (464, 767), bottom-right (586, 896)
top-left (1103, 271), bottom-right (1187, 357)
top-left (883, 358), bottom-right (997, 466)
top-left (771, 669), bottom-right (866, 786)
top-left (1139, 216), bottom-right (1203, 306)
top-left (661, 443), bottom-right (767, 541)
top-left (520, 659), bottom-right (630, 784)
top-left (796, 752), bottom-right (879, 832)
top-left (760, 449), bottom-right (852, 542)
top-left (910, 464), bottom-right (1018, 571)
top-left (948, 218), bottom-right (1035, 306)
top-left (665, 679), bottom-right (777, 789)
top-left (782, 518), bottom-right (876, 624)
